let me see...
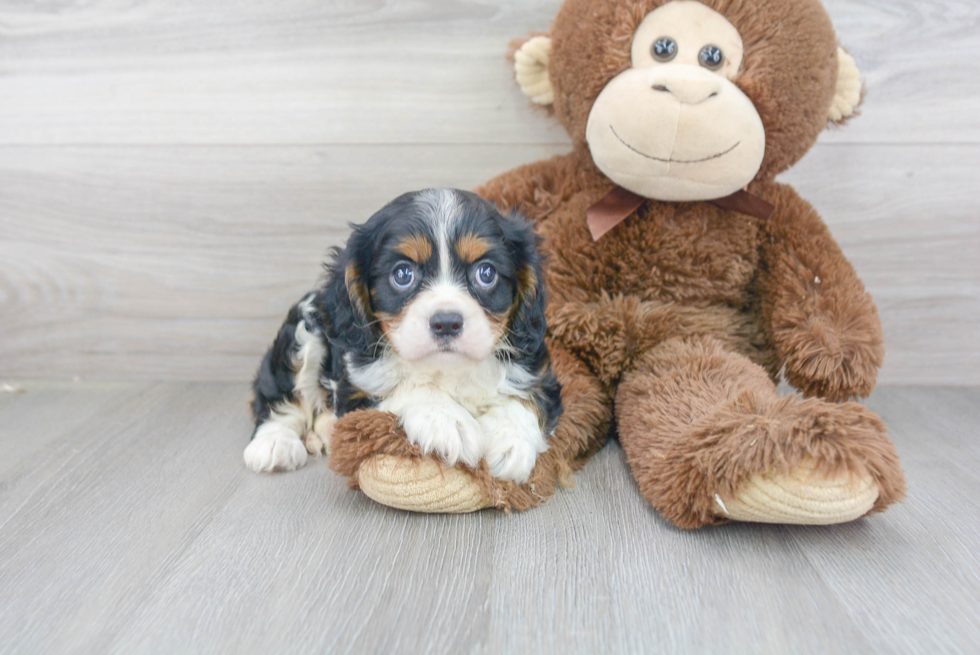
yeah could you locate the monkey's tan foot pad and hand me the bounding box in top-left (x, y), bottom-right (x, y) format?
top-left (711, 459), bottom-right (879, 525)
top-left (357, 455), bottom-right (493, 513)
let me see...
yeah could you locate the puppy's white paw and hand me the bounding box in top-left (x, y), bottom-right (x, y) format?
top-left (479, 404), bottom-right (548, 484)
top-left (244, 422), bottom-right (309, 473)
top-left (303, 430), bottom-right (325, 456)
top-left (401, 403), bottom-right (484, 468)
top-left (304, 412), bottom-right (337, 456)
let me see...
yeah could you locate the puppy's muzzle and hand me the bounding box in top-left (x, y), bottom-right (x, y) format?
top-left (430, 312), bottom-right (464, 339)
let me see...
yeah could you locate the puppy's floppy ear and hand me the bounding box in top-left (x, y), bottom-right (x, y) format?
top-left (496, 210), bottom-right (548, 363)
top-left (323, 225), bottom-right (378, 355)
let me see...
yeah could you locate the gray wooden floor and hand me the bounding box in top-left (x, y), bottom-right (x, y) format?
top-left (0, 383), bottom-right (977, 654)
top-left (1, 2), bottom-right (979, 652)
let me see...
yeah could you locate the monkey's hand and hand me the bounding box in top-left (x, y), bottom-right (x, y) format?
top-left (757, 183), bottom-right (885, 402)
top-left (767, 259), bottom-right (884, 402)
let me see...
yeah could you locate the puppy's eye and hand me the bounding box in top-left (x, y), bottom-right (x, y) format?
top-left (652, 37), bottom-right (677, 62)
top-left (698, 45), bottom-right (724, 70)
top-left (474, 263), bottom-right (497, 289)
top-left (390, 263), bottom-right (416, 290)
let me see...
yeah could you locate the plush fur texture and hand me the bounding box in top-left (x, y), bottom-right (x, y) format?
top-left (615, 335), bottom-right (903, 529)
top-left (471, 151), bottom-right (904, 525)
top-left (329, 0), bottom-right (906, 525)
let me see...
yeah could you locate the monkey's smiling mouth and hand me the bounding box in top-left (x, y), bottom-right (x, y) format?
top-left (610, 125), bottom-right (740, 164)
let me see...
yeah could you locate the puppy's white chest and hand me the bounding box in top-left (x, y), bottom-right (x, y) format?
top-left (378, 360), bottom-right (511, 418)
top-left (373, 360), bottom-right (546, 483)
top-left (349, 353), bottom-right (548, 483)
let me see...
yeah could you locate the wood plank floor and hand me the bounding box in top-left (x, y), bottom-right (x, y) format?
top-left (0, 383), bottom-right (977, 654)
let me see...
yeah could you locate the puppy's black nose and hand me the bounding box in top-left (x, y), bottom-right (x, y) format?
top-left (430, 312), bottom-right (464, 338)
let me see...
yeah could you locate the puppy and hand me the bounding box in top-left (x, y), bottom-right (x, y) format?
top-left (244, 189), bottom-right (562, 483)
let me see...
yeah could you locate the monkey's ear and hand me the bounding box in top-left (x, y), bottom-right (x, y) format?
top-left (514, 35), bottom-right (554, 106)
top-left (828, 47), bottom-right (863, 124)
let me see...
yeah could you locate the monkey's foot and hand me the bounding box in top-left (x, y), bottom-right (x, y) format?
top-left (712, 458), bottom-right (878, 525)
top-left (357, 455), bottom-right (492, 514)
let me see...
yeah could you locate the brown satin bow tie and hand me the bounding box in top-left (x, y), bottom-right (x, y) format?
top-left (585, 186), bottom-right (776, 241)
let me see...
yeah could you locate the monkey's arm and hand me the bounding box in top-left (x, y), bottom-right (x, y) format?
top-left (756, 183), bottom-right (884, 402)
top-left (474, 154), bottom-right (580, 221)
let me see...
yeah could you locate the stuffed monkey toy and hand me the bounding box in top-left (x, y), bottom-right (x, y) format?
top-left (329, 0), bottom-right (907, 528)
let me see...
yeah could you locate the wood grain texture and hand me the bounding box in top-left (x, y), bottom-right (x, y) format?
top-left (0, 382), bottom-right (977, 654)
top-left (0, 380), bottom-right (149, 478)
top-left (1, 0), bottom-right (977, 382)
top-left (0, 382), bottom-right (251, 653)
top-left (2, 143), bottom-right (977, 383)
top-left (0, 0), bottom-right (977, 145)
top-left (791, 387), bottom-right (980, 654)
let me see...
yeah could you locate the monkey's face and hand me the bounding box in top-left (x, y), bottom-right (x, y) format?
top-left (513, 0), bottom-right (860, 197)
top-left (584, 1), bottom-right (765, 201)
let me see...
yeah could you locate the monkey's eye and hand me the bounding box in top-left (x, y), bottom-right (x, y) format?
top-left (698, 45), bottom-right (724, 70)
top-left (390, 263), bottom-right (416, 290)
top-left (651, 37), bottom-right (678, 62)
top-left (473, 263), bottom-right (498, 289)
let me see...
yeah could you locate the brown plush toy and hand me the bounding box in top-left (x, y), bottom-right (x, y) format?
top-left (329, 0), bottom-right (907, 528)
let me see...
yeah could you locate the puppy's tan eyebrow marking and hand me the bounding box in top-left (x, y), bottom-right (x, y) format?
top-left (395, 234), bottom-right (433, 263)
top-left (455, 233), bottom-right (493, 264)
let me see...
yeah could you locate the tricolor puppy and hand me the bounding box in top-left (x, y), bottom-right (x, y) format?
top-left (244, 189), bottom-right (561, 483)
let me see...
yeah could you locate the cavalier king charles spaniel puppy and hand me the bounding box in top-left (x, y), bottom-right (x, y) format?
top-left (244, 189), bottom-right (561, 483)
